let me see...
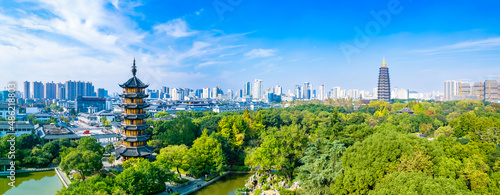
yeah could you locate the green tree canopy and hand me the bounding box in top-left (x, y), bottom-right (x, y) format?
top-left (187, 130), bottom-right (225, 176)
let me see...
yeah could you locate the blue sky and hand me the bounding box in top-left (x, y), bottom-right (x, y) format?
top-left (1, 0), bottom-right (500, 93)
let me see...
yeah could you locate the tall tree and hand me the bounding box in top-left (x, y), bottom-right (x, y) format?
top-left (60, 150), bottom-right (103, 181)
top-left (297, 139), bottom-right (346, 195)
top-left (156, 144), bottom-right (189, 180)
top-left (187, 130), bottom-right (225, 175)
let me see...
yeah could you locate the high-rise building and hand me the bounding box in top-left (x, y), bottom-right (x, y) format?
top-left (484, 80), bottom-right (500, 102)
top-left (23, 81), bottom-right (30, 99)
top-left (161, 86), bottom-right (169, 95)
top-left (76, 81), bottom-right (85, 97)
top-left (330, 87), bottom-right (341, 99)
top-left (294, 85), bottom-right (302, 99)
top-left (212, 86), bottom-right (223, 99)
top-left (97, 88), bottom-right (108, 98)
top-left (444, 80), bottom-right (459, 101)
top-left (202, 88), bottom-right (210, 99)
top-left (238, 89), bottom-right (243, 98)
top-left (85, 82), bottom-right (96, 96)
top-left (253, 79), bottom-right (263, 100)
top-left (303, 82), bottom-right (311, 100)
top-left (318, 84), bottom-right (325, 100)
top-left (116, 59), bottom-right (154, 160)
top-left (275, 85), bottom-right (282, 95)
top-left (32, 81), bottom-right (44, 99)
top-left (244, 82), bottom-right (251, 96)
top-left (44, 82), bottom-right (57, 100)
top-left (65, 80), bottom-right (77, 100)
top-left (56, 83), bottom-right (65, 100)
top-left (377, 58), bottom-right (391, 102)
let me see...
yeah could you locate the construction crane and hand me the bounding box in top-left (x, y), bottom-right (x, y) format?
top-left (458, 79), bottom-right (471, 96)
top-left (483, 75), bottom-right (500, 101)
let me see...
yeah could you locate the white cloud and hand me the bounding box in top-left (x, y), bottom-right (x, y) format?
top-left (415, 37), bottom-right (500, 54)
top-left (154, 18), bottom-right (197, 38)
top-left (0, 0), bottom-right (250, 92)
top-left (244, 48), bottom-right (277, 58)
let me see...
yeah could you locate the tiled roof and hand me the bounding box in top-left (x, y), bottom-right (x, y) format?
top-left (119, 76), bottom-right (149, 88)
top-left (115, 145), bottom-right (154, 157)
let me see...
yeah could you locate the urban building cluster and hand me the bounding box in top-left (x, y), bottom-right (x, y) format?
top-left (444, 77), bottom-right (500, 103)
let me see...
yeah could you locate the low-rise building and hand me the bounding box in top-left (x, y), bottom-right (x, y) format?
top-left (78, 113), bottom-right (99, 126)
top-left (0, 121), bottom-right (34, 137)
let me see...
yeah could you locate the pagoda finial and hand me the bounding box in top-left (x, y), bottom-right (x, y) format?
top-left (132, 58), bottom-right (137, 76)
top-left (382, 57), bottom-right (386, 67)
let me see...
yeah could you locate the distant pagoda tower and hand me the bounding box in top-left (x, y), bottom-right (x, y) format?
top-left (377, 58), bottom-right (391, 102)
top-left (116, 58), bottom-right (155, 161)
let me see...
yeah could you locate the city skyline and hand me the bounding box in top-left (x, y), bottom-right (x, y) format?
top-left (1, 1), bottom-right (500, 94)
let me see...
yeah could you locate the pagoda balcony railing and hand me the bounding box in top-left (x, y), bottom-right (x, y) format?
top-left (122, 99), bottom-right (145, 104)
top-left (123, 89), bottom-right (144, 94)
top-left (120, 103), bottom-right (150, 108)
top-left (120, 132), bottom-right (147, 137)
top-left (121, 121), bottom-right (145, 126)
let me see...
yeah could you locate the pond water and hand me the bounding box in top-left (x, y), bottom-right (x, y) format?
top-left (0, 171), bottom-right (64, 195)
top-left (191, 173), bottom-right (252, 195)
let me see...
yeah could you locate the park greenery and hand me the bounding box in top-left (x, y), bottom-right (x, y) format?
top-left (3, 99), bottom-right (500, 194)
top-left (143, 99), bottom-right (500, 194)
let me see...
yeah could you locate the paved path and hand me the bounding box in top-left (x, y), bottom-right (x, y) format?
top-left (55, 167), bottom-right (71, 188)
top-left (157, 172), bottom-right (230, 195)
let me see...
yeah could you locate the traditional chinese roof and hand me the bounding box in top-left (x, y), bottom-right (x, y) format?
top-left (115, 145), bottom-right (154, 157)
top-left (119, 59), bottom-right (149, 89)
top-left (398, 108), bottom-right (417, 116)
top-left (399, 108), bottom-right (414, 113)
top-left (122, 135), bottom-right (150, 142)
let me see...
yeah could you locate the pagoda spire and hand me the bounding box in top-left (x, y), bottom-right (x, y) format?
top-left (382, 57), bottom-right (386, 67)
top-left (132, 58), bottom-right (137, 76)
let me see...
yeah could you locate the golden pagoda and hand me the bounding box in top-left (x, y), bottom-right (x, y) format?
top-left (115, 59), bottom-right (154, 160)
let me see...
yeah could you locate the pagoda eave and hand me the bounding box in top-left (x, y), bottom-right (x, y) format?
top-left (115, 145), bottom-right (155, 157)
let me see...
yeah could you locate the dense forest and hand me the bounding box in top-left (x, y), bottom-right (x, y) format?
top-left (4, 100), bottom-right (500, 194)
top-left (143, 100), bottom-right (500, 194)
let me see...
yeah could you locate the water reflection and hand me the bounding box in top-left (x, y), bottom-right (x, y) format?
top-left (0, 171), bottom-right (64, 195)
top-left (191, 173), bottom-right (252, 195)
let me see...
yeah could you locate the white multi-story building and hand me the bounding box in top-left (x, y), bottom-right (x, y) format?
top-left (318, 84), bottom-right (325, 100)
top-left (202, 88), bottom-right (210, 99)
top-left (275, 85), bottom-right (282, 95)
top-left (444, 80), bottom-right (459, 101)
top-left (252, 79), bottom-right (264, 100)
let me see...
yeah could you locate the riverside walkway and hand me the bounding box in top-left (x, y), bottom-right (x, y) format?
top-left (55, 167), bottom-right (72, 188)
top-left (0, 167), bottom-right (56, 176)
top-left (158, 172), bottom-right (230, 195)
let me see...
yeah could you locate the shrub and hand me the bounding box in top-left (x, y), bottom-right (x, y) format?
top-left (204, 175), bottom-right (217, 181)
top-left (279, 188), bottom-right (295, 195)
top-left (175, 178), bottom-right (190, 184)
top-left (235, 187), bottom-right (249, 195)
top-left (262, 185), bottom-right (270, 190)
top-left (258, 176), bottom-right (265, 183)
top-left (73, 173), bottom-right (81, 180)
top-left (254, 188), bottom-right (262, 195)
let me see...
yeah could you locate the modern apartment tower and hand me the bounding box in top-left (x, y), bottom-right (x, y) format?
top-left (444, 80), bottom-right (459, 101)
top-left (244, 82), bottom-right (251, 97)
top-left (32, 81), bottom-right (44, 99)
top-left (115, 59), bottom-right (154, 160)
top-left (377, 58), bottom-right (391, 102)
top-left (23, 81), bottom-right (30, 99)
top-left (303, 82), bottom-right (311, 100)
top-left (253, 79), bottom-right (263, 100)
